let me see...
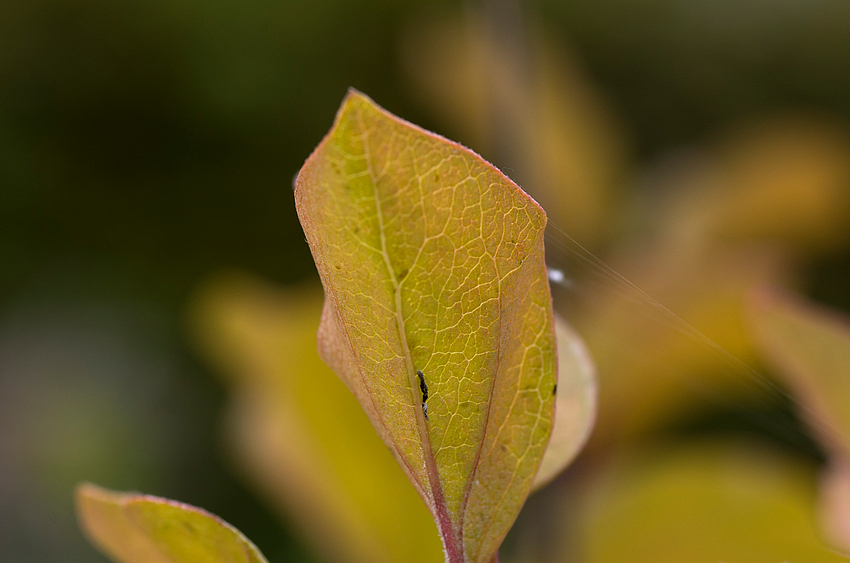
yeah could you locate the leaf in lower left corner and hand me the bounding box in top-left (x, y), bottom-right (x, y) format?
top-left (75, 482), bottom-right (269, 563)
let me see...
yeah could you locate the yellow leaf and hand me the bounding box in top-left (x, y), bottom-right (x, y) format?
top-left (75, 483), bottom-right (268, 563)
top-left (749, 289), bottom-right (850, 552)
top-left (577, 441), bottom-right (844, 563)
top-left (294, 90), bottom-right (557, 563)
top-left (712, 118), bottom-right (850, 253)
top-left (820, 461), bottom-right (850, 552)
top-left (532, 315), bottom-right (597, 490)
top-left (575, 244), bottom-right (789, 445)
top-left (647, 117), bottom-right (850, 254)
top-left (749, 289), bottom-right (850, 457)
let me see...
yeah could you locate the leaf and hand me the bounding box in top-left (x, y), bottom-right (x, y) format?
top-left (577, 441), bottom-right (846, 563)
top-left (820, 460), bottom-right (850, 552)
top-left (75, 483), bottom-right (268, 563)
top-left (189, 273), bottom-right (444, 563)
top-left (708, 118), bottom-right (850, 253)
top-left (748, 289), bottom-right (850, 457)
top-left (748, 289), bottom-right (850, 552)
top-left (532, 314), bottom-right (596, 490)
top-left (294, 90), bottom-right (557, 563)
top-left (576, 243), bottom-right (789, 445)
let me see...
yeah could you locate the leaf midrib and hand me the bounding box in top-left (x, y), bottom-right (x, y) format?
top-left (354, 106), bottom-right (466, 557)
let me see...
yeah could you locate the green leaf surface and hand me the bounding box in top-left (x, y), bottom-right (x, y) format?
top-left (75, 483), bottom-right (268, 563)
top-left (294, 90), bottom-right (557, 563)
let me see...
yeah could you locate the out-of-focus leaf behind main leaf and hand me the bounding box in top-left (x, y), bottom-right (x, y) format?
top-left (749, 289), bottom-right (850, 551)
top-left (75, 483), bottom-right (269, 563)
top-left (190, 274), bottom-right (443, 563)
top-left (749, 289), bottom-right (850, 457)
top-left (532, 315), bottom-right (597, 491)
top-left (577, 441), bottom-right (846, 563)
top-left (576, 243), bottom-right (790, 447)
top-left (821, 461), bottom-right (850, 552)
top-left (295, 90), bottom-right (557, 563)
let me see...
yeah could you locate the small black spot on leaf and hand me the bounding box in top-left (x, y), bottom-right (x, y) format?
top-left (417, 369), bottom-right (429, 421)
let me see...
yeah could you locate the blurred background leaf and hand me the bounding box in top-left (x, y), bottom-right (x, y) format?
top-left (749, 289), bottom-right (850, 551)
top-left (749, 289), bottom-right (850, 457)
top-left (574, 441), bottom-right (844, 563)
top-left (532, 315), bottom-right (597, 491)
top-left (188, 273), bottom-right (443, 563)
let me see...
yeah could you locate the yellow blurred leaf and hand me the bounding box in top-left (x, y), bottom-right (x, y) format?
top-left (294, 90), bottom-right (557, 563)
top-left (653, 118), bottom-right (850, 254)
top-left (569, 116), bottom-right (850, 446)
top-left (532, 315), bottom-right (597, 490)
top-left (713, 118), bottom-right (850, 252)
top-left (749, 289), bottom-right (850, 552)
top-left (749, 289), bottom-right (850, 457)
top-left (190, 274), bottom-right (443, 563)
top-left (575, 244), bottom-right (790, 445)
top-left (820, 461), bottom-right (850, 552)
top-left (75, 483), bottom-right (268, 563)
top-left (577, 442), bottom-right (844, 563)
top-left (399, 14), bottom-right (491, 155)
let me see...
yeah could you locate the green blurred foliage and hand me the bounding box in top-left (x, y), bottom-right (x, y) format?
top-left (4, 0), bottom-right (850, 561)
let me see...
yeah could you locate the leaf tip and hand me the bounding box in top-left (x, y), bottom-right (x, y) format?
top-left (344, 86), bottom-right (369, 101)
top-left (74, 481), bottom-right (121, 524)
top-left (339, 87), bottom-right (377, 120)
